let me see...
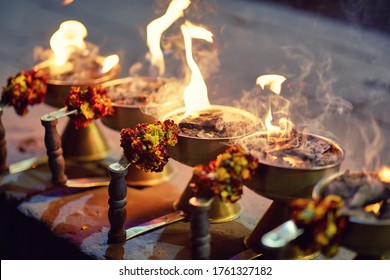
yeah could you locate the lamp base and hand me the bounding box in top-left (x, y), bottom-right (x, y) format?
top-left (61, 120), bottom-right (110, 162)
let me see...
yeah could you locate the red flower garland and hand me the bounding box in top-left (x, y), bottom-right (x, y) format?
top-left (120, 120), bottom-right (179, 172)
top-left (1, 69), bottom-right (47, 116)
top-left (64, 85), bottom-right (114, 129)
top-left (191, 144), bottom-right (259, 203)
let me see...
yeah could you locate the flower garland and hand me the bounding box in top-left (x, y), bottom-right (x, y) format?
top-left (191, 144), bottom-right (259, 203)
top-left (289, 195), bottom-right (347, 258)
top-left (1, 69), bottom-right (47, 116)
top-left (64, 85), bottom-right (114, 129)
top-left (120, 120), bottom-right (179, 172)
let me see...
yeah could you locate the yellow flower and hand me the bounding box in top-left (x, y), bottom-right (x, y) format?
top-left (220, 190), bottom-right (229, 200)
top-left (144, 133), bottom-right (160, 146)
top-left (14, 75), bottom-right (27, 91)
top-left (325, 213), bottom-right (337, 238)
top-left (216, 167), bottom-right (230, 181)
top-left (80, 102), bottom-right (95, 119)
top-left (233, 156), bottom-right (248, 167)
top-left (315, 232), bottom-right (329, 246)
top-left (241, 168), bottom-right (250, 180)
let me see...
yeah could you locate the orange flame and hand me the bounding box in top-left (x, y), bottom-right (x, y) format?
top-left (256, 74), bottom-right (291, 136)
top-left (146, 0), bottom-right (191, 76)
top-left (378, 165), bottom-right (390, 184)
top-left (49, 20), bottom-right (119, 73)
top-left (102, 54), bottom-right (119, 74)
top-left (62, 0), bottom-right (74, 6)
top-left (265, 108), bottom-right (281, 134)
top-left (364, 201), bottom-right (383, 216)
top-left (50, 20), bottom-right (87, 66)
top-left (181, 20), bottom-right (213, 117)
top-left (256, 74), bottom-right (286, 95)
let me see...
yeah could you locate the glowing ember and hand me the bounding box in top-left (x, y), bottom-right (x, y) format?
top-left (282, 155), bottom-right (305, 167)
top-left (364, 201), bottom-right (383, 216)
top-left (181, 20), bottom-right (213, 117)
top-left (146, 0), bottom-right (191, 76)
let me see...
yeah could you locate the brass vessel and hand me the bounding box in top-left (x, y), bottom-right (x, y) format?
top-left (101, 77), bottom-right (180, 186)
top-left (237, 131), bottom-right (344, 258)
top-left (313, 171), bottom-right (390, 258)
top-left (162, 105), bottom-right (258, 223)
top-left (162, 105), bottom-right (258, 165)
top-left (243, 132), bottom-right (345, 201)
top-left (34, 59), bottom-right (120, 162)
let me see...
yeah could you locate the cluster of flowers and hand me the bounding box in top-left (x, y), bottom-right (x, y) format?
top-left (64, 86), bottom-right (114, 129)
top-left (191, 145), bottom-right (259, 203)
top-left (289, 195), bottom-right (347, 258)
top-left (120, 120), bottom-right (179, 172)
top-left (1, 69), bottom-right (47, 116)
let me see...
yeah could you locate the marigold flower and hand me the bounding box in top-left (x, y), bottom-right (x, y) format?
top-left (120, 120), bottom-right (179, 172)
top-left (191, 144), bottom-right (259, 203)
top-left (1, 69), bottom-right (47, 116)
top-left (64, 85), bottom-right (114, 129)
top-left (289, 195), bottom-right (347, 258)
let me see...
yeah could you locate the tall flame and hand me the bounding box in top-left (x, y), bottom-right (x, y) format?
top-left (181, 21), bottom-right (213, 117)
top-left (50, 20), bottom-right (87, 66)
top-left (146, 0), bottom-right (191, 76)
top-left (256, 74), bottom-right (289, 136)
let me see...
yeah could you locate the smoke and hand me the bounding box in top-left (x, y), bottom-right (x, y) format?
top-left (234, 43), bottom-right (387, 170)
top-left (282, 45), bottom-right (385, 170)
top-left (138, 77), bottom-right (185, 119)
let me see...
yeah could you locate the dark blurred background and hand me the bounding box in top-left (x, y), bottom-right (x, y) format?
top-left (249, 0), bottom-right (390, 34)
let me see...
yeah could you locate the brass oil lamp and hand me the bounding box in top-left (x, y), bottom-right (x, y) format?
top-left (101, 76), bottom-right (180, 186)
top-left (238, 131), bottom-right (344, 259)
top-left (34, 20), bottom-right (120, 162)
top-left (234, 74), bottom-right (345, 259)
top-left (313, 167), bottom-right (390, 259)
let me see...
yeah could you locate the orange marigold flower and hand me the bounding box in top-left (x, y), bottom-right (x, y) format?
top-left (1, 69), bottom-right (47, 116)
top-left (191, 144), bottom-right (259, 203)
top-left (64, 85), bottom-right (114, 129)
top-left (289, 195), bottom-right (347, 258)
top-left (120, 120), bottom-right (179, 172)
